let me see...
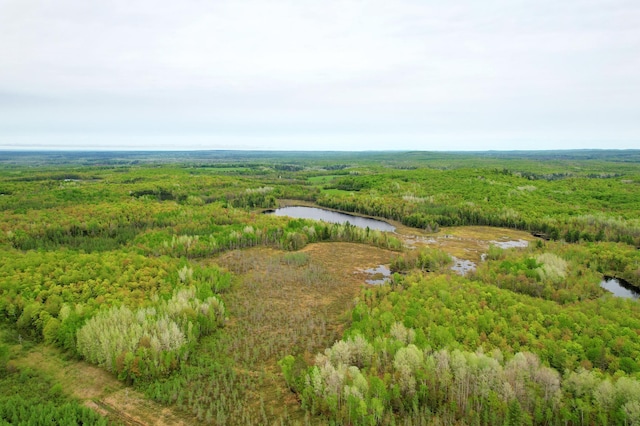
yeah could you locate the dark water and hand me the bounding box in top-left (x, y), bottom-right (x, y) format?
top-left (600, 277), bottom-right (640, 299)
top-left (267, 206), bottom-right (396, 232)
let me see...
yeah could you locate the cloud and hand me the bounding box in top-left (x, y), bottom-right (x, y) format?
top-left (0, 0), bottom-right (638, 150)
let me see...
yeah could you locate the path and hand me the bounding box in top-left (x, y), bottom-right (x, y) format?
top-left (16, 346), bottom-right (192, 426)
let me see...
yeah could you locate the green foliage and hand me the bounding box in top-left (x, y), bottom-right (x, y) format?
top-left (390, 248), bottom-right (452, 273)
top-left (281, 252), bottom-right (310, 267)
top-left (0, 343), bottom-right (8, 371)
top-left (535, 252), bottom-right (568, 283)
top-left (0, 396), bottom-right (108, 425)
top-left (0, 365), bottom-right (108, 425)
top-left (76, 287), bottom-right (225, 383)
top-left (288, 237), bottom-right (640, 425)
top-left (229, 186), bottom-right (277, 209)
top-left (1, 151), bottom-right (640, 424)
top-left (312, 159), bottom-right (640, 247)
top-left (278, 355), bottom-right (296, 389)
top-left (474, 240), bottom-right (640, 301)
top-left (486, 244), bottom-right (505, 260)
top-left (279, 354), bottom-right (309, 393)
top-left (295, 271), bottom-right (640, 424)
top-left (142, 249), bottom-right (354, 424)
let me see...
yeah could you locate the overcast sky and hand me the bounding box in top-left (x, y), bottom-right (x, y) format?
top-left (1, 0), bottom-right (638, 151)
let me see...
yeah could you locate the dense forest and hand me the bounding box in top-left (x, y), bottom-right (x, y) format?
top-left (0, 149), bottom-right (639, 425)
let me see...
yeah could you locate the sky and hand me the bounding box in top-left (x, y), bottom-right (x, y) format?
top-left (0, 0), bottom-right (639, 151)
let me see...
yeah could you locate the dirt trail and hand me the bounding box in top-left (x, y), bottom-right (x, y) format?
top-left (16, 346), bottom-right (192, 426)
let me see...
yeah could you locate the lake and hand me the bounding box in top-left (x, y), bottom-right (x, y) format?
top-left (266, 206), bottom-right (396, 232)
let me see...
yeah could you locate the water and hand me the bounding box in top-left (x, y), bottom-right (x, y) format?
top-left (402, 235), bottom-right (437, 249)
top-left (490, 239), bottom-right (529, 249)
top-left (363, 265), bottom-right (391, 285)
top-left (267, 206), bottom-right (396, 232)
top-left (451, 257), bottom-right (476, 276)
top-left (600, 277), bottom-right (640, 299)
top-left (481, 239), bottom-right (530, 261)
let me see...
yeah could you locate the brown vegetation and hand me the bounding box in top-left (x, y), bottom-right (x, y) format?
top-left (210, 242), bottom-right (397, 422)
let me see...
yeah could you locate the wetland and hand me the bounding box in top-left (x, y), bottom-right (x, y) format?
top-left (1, 150), bottom-right (640, 425)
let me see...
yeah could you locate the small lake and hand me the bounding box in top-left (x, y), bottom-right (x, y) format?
top-left (601, 277), bottom-right (640, 299)
top-left (267, 206), bottom-right (396, 232)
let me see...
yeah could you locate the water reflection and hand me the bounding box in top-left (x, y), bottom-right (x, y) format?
top-left (364, 265), bottom-right (391, 285)
top-left (267, 206), bottom-right (396, 232)
top-left (451, 257), bottom-right (476, 276)
top-left (601, 277), bottom-right (640, 299)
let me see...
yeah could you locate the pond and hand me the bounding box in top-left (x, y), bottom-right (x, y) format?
top-left (267, 206), bottom-right (396, 232)
top-left (600, 277), bottom-right (640, 299)
top-left (363, 265), bottom-right (392, 285)
top-left (451, 257), bottom-right (476, 276)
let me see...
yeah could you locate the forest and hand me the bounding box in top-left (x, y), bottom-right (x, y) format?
top-left (0, 149), bottom-right (639, 425)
